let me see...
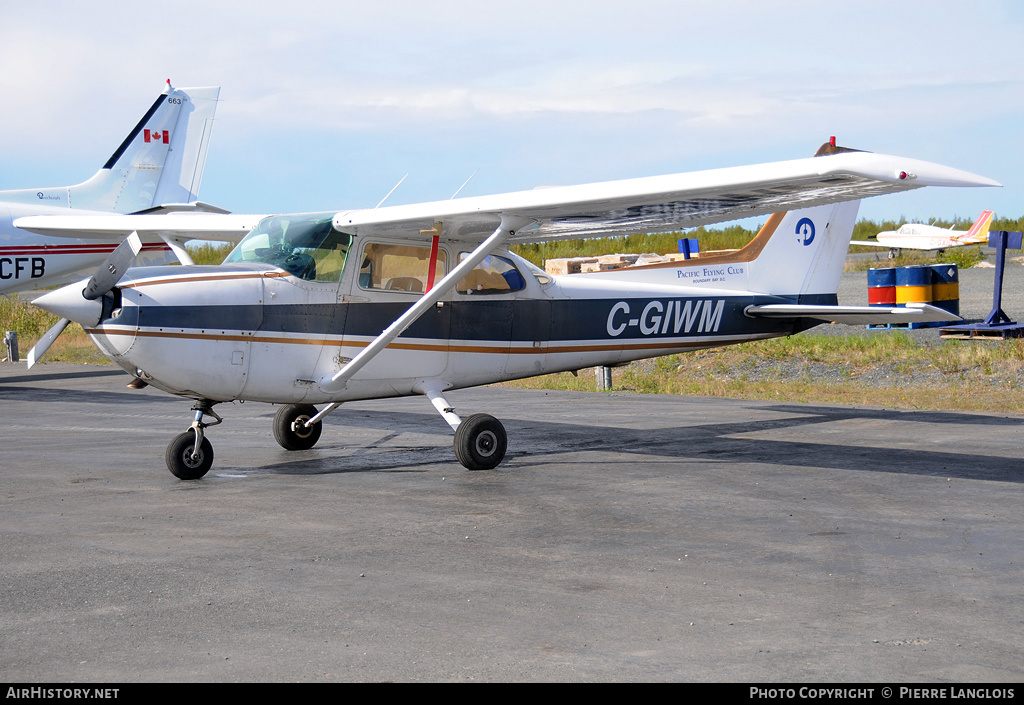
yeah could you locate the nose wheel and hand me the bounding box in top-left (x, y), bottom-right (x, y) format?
top-left (165, 401), bottom-right (221, 480)
top-left (166, 431), bottom-right (214, 480)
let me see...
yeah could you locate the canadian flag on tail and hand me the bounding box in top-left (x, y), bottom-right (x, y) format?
top-left (144, 129), bottom-right (169, 144)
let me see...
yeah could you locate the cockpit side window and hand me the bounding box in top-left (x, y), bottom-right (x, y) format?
top-left (456, 253), bottom-right (526, 295)
top-left (223, 214), bottom-right (353, 283)
top-left (358, 243), bottom-right (447, 293)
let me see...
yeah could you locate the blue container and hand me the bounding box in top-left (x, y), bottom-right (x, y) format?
top-left (929, 263), bottom-right (959, 317)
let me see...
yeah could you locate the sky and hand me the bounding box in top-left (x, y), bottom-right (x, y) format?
top-left (1, 0), bottom-right (1021, 229)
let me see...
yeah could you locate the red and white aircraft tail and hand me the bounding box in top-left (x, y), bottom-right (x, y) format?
top-left (960, 209), bottom-right (994, 244)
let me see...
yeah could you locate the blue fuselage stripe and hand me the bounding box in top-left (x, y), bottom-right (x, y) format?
top-left (110, 294), bottom-right (836, 342)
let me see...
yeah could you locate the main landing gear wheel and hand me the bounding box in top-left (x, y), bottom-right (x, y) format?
top-left (454, 413), bottom-right (507, 470)
top-left (273, 404), bottom-right (323, 451)
top-left (166, 431), bottom-right (214, 480)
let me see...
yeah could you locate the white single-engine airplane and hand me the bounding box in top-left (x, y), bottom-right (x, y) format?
top-left (851, 209), bottom-right (994, 259)
top-left (23, 139), bottom-right (997, 479)
top-left (0, 80), bottom-right (221, 296)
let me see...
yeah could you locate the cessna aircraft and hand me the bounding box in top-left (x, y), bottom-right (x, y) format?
top-left (851, 209), bottom-right (993, 259)
top-left (22, 139), bottom-right (997, 479)
top-left (0, 81), bottom-right (221, 296)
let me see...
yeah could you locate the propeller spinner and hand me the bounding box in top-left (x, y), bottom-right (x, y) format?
top-left (26, 232), bottom-right (142, 368)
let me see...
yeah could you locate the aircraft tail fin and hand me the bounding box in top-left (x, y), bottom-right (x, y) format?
top-left (0, 81), bottom-right (220, 213)
top-left (961, 209), bottom-right (993, 244)
top-left (748, 200), bottom-right (862, 297)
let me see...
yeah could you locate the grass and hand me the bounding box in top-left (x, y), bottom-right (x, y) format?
top-left (0, 295), bottom-right (108, 364)
top-left (500, 332), bottom-right (1024, 414)
top-left (7, 225), bottom-right (1023, 414)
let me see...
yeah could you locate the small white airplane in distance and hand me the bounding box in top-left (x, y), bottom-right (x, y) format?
top-left (851, 209), bottom-right (994, 259)
top-left (0, 81), bottom-right (222, 296)
top-left (22, 138), bottom-right (998, 479)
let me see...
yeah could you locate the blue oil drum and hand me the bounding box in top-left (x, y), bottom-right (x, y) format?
top-left (929, 263), bottom-right (960, 317)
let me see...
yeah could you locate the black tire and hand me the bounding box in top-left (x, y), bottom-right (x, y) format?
top-left (166, 431), bottom-right (214, 480)
top-left (453, 413), bottom-right (507, 470)
top-left (273, 404), bottom-right (322, 451)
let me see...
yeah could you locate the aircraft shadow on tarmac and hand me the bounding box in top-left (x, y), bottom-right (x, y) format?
top-left (5, 371), bottom-right (1022, 482)
top-left (9, 369), bottom-right (126, 384)
top-left (6, 370), bottom-right (1021, 481)
top-left (0, 379), bottom-right (182, 406)
top-left (236, 403), bottom-right (1024, 484)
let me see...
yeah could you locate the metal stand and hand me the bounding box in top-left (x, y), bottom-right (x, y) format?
top-left (941, 231), bottom-right (1024, 339)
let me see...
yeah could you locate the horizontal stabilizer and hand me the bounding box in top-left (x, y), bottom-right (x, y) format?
top-left (14, 213), bottom-right (264, 242)
top-left (131, 202), bottom-right (232, 215)
top-left (744, 303), bottom-right (960, 325)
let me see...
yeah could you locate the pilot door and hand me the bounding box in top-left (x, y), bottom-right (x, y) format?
top-left (231, 218), bottom-right (354, 402)
top-left (340, 240), bottom-right (450, 391)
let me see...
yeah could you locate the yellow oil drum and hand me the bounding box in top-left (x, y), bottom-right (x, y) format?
top-left (895, 265), bottom-right (933, 305)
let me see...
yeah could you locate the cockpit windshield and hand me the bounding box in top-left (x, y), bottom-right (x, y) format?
top-left (223, 213), bottom-right (353, 282)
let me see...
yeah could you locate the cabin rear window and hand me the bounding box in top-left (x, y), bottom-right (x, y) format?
top-left (358, 243), bottom-right (447, 293)
top-left (456, 253), bottom-right (526, 295)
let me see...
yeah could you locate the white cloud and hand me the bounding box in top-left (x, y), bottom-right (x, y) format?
top-left (1, 0), bottom-right (1020, 219)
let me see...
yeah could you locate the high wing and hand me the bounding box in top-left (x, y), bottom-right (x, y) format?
top-left (331, 150), bottom-right (998, 243)
top-left (14, 149), bottom-right (997, 245)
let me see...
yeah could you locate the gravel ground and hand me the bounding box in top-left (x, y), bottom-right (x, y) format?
top-left (829, 249), bottom-right (1024, 343)
top-left (624, 250), bottom-right (1024, 392)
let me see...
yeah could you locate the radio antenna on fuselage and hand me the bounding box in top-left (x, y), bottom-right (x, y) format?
top-left (450, 169), bottom-right (479, 199)
top-left (375, 174), bottom-right (408, 209)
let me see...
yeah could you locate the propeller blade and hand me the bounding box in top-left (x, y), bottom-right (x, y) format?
top-left (83, 231), bottom-right (142, 300)
top-left (26, 317), bottom-right (70, 369)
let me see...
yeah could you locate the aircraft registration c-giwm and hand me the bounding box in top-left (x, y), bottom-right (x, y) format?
top-left (19, 132), bottom-right (1000, 479)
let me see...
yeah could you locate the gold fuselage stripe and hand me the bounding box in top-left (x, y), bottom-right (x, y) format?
top-left (88, 327), bottom-right (745, 355)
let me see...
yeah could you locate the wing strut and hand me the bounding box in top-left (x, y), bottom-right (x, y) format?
top-left (317, 214), bottom-right (535, 394)
top-left (161, 236), bottom-right (195, 265)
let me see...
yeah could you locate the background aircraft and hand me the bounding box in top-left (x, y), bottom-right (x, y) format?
top-left (0, 81), bottom-right (221, 295)
top-left (26, 142), bottom-right (998, 478)
top-left (851, 210), bottom-right (993, 259)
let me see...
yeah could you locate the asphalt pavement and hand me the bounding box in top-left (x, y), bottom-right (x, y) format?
top-left (1, 365), bottom-right (1022, 682)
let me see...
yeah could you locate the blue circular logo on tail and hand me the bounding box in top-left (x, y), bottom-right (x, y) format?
top-left (796, 217), bottom-right (815, 246)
